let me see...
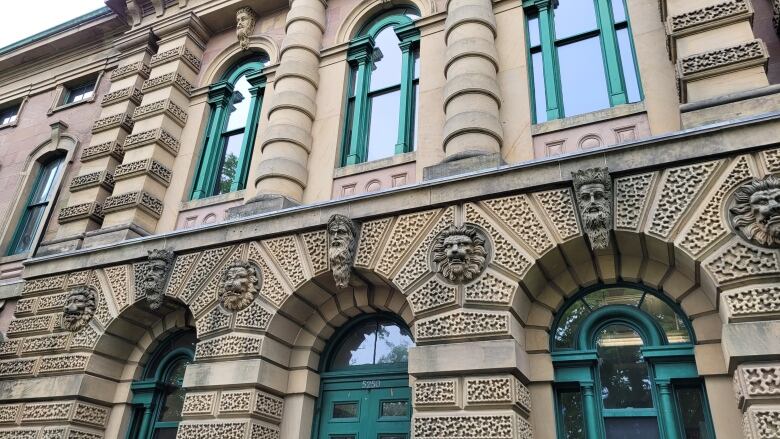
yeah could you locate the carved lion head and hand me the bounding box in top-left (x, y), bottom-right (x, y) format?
top-left (432, 225), bottom-right (487, 283)
top-left (730, 175), bottom-right (780, 247)
top-left (62, 286), bottom-right (97, 332)
top-left (220, 260), bottom-right (261, 312)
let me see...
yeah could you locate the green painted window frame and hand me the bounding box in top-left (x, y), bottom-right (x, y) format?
top-left (127, 331), bottom-right (195, 439)
top-left (6, 155), bottom-right (64, 256)
top-left (523, 0), bottom-right (643, 123)
top-left (550, 284), bottom-right (716, 439)
top-left (191, 57), bottom-right (267, 200)
top-left (340, 12), bottom-right (421, 167)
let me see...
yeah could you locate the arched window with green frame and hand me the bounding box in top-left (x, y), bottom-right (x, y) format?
top-left (127, 330), bottom-right (196, 439)
top-left (340, 7), bottom-right (421, 166)
top-left (523, 0), bottom-right (642, 123)
top-left (191, 54), bottom-right (268, 199)
top-left (551, 285), bottom-right (715, 439)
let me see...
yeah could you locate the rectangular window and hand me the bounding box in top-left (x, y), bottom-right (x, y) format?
top-left (674, 384), bottom-right (715, 439)
top-left (0, 103), bottom-right (20, 126)
top-left (7, 157), bottom-right (64, 255)
top-left (64, 79), bottom-right (97, 105)
top-left (556, 389), bottom-right (585, 439)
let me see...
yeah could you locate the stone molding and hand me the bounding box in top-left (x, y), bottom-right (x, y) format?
top-left (123, 127), bottom-right (180, 155)
top-left (141, 71), bottom-right (193, 96)
top-left (110, 61), bottom-right (151, 81)
top-left (100, 86), bottom-right (143, 107)
top-left (667, 0), bottom-right (751, 35)
top-left (103, 191), bottom-right (164, 218)
top-left (149, 45), bottom-right (202, 72)
top-left (678, 39), bottom-right (768, 79)
top-left (743, 404), bottom-right (780, 439)
top-left (132, 98), bottom-right (188, 126)
top-left (114, 158), bottom-right (172, 186)
top-left (57, 202), bottom-right (104, 224)
top-left (722, 285), bottom-right (780, 322)
top-left (91, 112), bottom-right (134, 134)
top-left (80, 141), bottom-right (124, 163)
top-left (68, 170), bottom-right (114, 192)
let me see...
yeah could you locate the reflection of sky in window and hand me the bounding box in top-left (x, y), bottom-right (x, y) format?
top-left (376, 323), bottom-right (412, 364)
top-left (611, 0), bottom-right (627, 22)
top-left (366, 90), bottom-right (400, 162)
top-left (558, 37), bottom-right (610, 117)
top-left (225, 75), bottom-right (251, 131)
top-left (553, 0), bottom-right (597, 39)
top-left (330, 320), bottom-right (414, 369)
top-left (370, 27), bottom-right (402, 91)
top-left (616, 29), bottom-right (640, 103)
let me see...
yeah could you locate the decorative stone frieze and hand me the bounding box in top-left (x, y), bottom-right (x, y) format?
top-left (734, 364), bottom-right (780, 409)
top-left (408, 278), bottom-right (458, 314)
top-left (376, 210), bottom-right (438, 277)
top-left (182, 392), bottom-right (216, 416)
top-left (416, 310), bottom-right (510, 341)
top-left (668, 0), bottom-right (750, 34)
top-left (615, 172), bottom-right (656, 231)
top-left (103, 191), bottom-right (164, 218)
top-left (235, 7), bottom-right (257, 51)
top-left (649, 161), bottom-right (719, 238)
top-left (37, 292), bottom-right (69, 312)
top-left (21, 333), bottom-right (70, 354)
top-left (67, 271), bottom-right (90, 287)
top-left (263, 236), bottom-right (307, 289)
top-left (91, 112), bottom-right (134, 134)
top-left (763, 149), bottom-right (780, 173)
top-left (70, 324), bottom-right (99, 350)
top-left (413, 414), bottom-right (532, 439)
top-left (69, 171), bottom-right (114, 192)
top-left (14, 298), bottom-right (37, 315)
top-left (80, 141), bottom-right (123, 162)
top-left (743, 405), bottom-right (780, 439)
top-left (150, 45), bottom-right (202, 72)
top-left (100, 86), bottom-right (143, 107)
top-left (234, 300), bottom-right (272, 331)
top-left (414, 379), bottom-right (458, 407)
top-left (679, 40), bottom-right (768, 77)
top-left (723, 286), bottom-right (780, 322)
top-left (177, 421), bottom-right (279, 439)
top-left (327, 214), bottom-right (358, 288)
top-left (465, 376), bottom-right (531, 413)
top-left (57, 202), bottom-right (104, 224)
top-left (219, 261), bottom-right (261, 312)
top-left (704, 241), bottom-right (780, 284)
top-left (572, 167), bottom-right (613, 249)
top-left (110, 61), bottom-right (151, 81)
top-left (464, 271), bottom-right (516, 305)
top-left (218, 389), bottom-right (283, 422)
top-left (482, 195), bottom-right (554, 255)
top-left (141, 72), bottom-right (193, 95)
top-left (132, 99), bottom-right (188, 126)
top-left (23, 276), bottom-right (66, 294)
top-left (0, 404), bottom-right (19, 424)
top-left (195, 306), bottom-right (231, 337)
top-left (72, 403), bottom-right (108, 428)
top-left (21, 402), bottom-right (71, 422)
top-left (729, 175), bottom-right (780, 248)
top-left (533, 188), bottom-right (581, 241)
top-left (394, 208), bottom-right (455, 291)
top-left (37, 354), bottom-right (90, 374)
top-left (177, 246), bottom-right (233, 302)
top-left (0, 358), bottom-right (37, 377)
top-left (431, 225), bottom-right (488, 284)
top-left (114, 158), bottom-right (172, 186)
top-left (195, 334), bottom-right (263, 360)
top-left (103, 265), bottom-right (129, 310)
top-left (123, 127), bottom-right (180, 155)
top-left (136, 249), bottom-right (175, 310)
top-left (465, 204), bottom-right (531, 278)
top-left (0, 340), bottom-right (20, 357)
top-left (8, 315), bottom-right (55, 335)
top-left (354, 218), bottom-right (392, 268)
top-left (301, 230), bottom-right (328, 276)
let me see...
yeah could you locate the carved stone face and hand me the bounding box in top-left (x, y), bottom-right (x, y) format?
top-left (143, 249), bottom-right (174, 310)
top-left (328, 215), bottom-right (358, 289)
top-left (220, 261), bottom-right (260, 312)
top-left (731, 176), bottom-right (780, 247)
top-left (432, 225), bottom-right (487, 284)
top-left (572, 167), bottom-right (613, 249)
top-left (236, 7), bottom-right (256, 50)
top-left (62, 287), bottom-right (96, 332)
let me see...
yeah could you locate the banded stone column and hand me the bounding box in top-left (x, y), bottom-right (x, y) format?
top-left (92, 18), bottom-right (207, 244)
top-left (442, 0), bottom-right (502, 161)
top-left (252, 0), bottom-right (326, 204)
top-left (47, 32), bottom-right (157, 254)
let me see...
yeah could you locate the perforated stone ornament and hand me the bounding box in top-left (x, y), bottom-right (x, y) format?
top-left (220, 260), bottom-right (262, 312)
top-left (61, 286), bottom-right (97, 332)
top-left (729, 174), bottom-right (780, 248)
top-left (432, 225), bottom-right (488, 284)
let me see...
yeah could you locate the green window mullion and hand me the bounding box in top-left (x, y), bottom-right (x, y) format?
top-left (394, 24), bottom-right (420, 155)
top-left (344, 36), bottom-right (375, 166)
top-left (537, 5), bottom-right (563, 120)
top-left (191, 81), bottom-right (234, 200)
top-left (230, 72), bottom-right (266, 193)
top-left (581, 382), bottom-right (602, 439)
top-left (655, 381), bottom-right (683, 439)
top-left (595, 0), bottom-right (628, 106)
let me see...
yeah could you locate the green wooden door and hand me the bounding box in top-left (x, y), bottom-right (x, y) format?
top-left (316, 374), bottom-right (411, 439)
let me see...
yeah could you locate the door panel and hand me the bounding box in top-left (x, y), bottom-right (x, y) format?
top-left (318, 385), bottom-right (410, 439)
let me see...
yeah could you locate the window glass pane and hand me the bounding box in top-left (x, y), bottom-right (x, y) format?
top-left (675, 386), bottom-right (713, 439)
top-left (411, 82), bottom-right (419, 152)
top-left (225, 75), bottom-right (252, 131)
top-left (381, 401), bottom-right (409, 417)
top-left (65, 81), bottom-right (95, 104)
top-left (11, 205), bottom-right (45, 254)
top-left (531, 52), bottom-right (547, 123)
top-left (213, 133), bottom-right (244, 195)
top-left (0, 105), bottom-right (18, 125)
top-left (158, 359), bottom-right (189, 422)
top-left (616, 28), bottom-right (641, 103)
top-left (597, 325), bottom-right (653, 409)
top-left (31, 159), bottom-right (62, 204)
top-left (370, 26), bottom-right (403, 92)
top-left (557, 390), bottom-right (585, 439)
top-left (413, 50), bottom-right (420, 79)
top-left (640, 295), bottom-right (690, 343)
top-left (375, 321), bottom-right (413, 364)
top-left (558, 37), bottom-right (610, 117)
top-left (333, 402), bottom-right (358, 418)
top-left (365, 89), bottom-right (400, 162)
top-left (331, 321), bottom-right (377, 368)
top-left (152, 429), bottom-right (178, 439)
top-left (611, 0), bottom-right (627, 23)
top-left (583, 287), bottom-right (643, 309)
top-left (553, 0), bottom-right (598, 39)
top-left (527, 16), bottom-right (541, 47)
top-left (554, 300), bottom-right (589, 349)
top-left (604, 417), bottom-right (659, 439)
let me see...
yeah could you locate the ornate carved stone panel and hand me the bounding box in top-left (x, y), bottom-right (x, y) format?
top-left (195, 307), bottom-right (232, 338)
top-left (301, 230), bottom-right (328, 276)
top-left (407, 278), bottom-right (458, 315)
top-left (182, 392), bottom-right (216, 416)
top-left (178, 246), bottom-right (233, 303)
top-left (704, 240), bottom-right (780, 284)
top-left (722, 285), bottom-right (780, 322)
top-left (743, 405), bottom-right (780, 439)
top-left (482, 194), bottom-right (554, 255)
top-left (394, 207), bottom-right (455, 291)
top-left (533, 188), bottom-right (581, 241)
top-left (194, 334), bottom-right (263, 360)
top-left (464, 376), bottom-right (531, 413)
top-left (415, 310), bottom-right (511, 342)
top-left (464, 270), bottom-right (517, 306)
top-left (762, 148), bottom-right (780, 173)
top-left (248, 243), bottom-right (291, 308)
top-left (414, 379), bottom-right (458, 407)
top-left (465, 204), bottom-right (531, 278)
top-left (189, 246), bottom-right (246, 317)
top-left (262, 236), bottom-right (308, 289)
top-left (413, 414), bottom-right (532, 439)
top-left (354, 218), bottom-right (393, 269)
top-left (735, 364), bottom-right (780, 409)
top-left (376, 210), bottom-right (439, 278)
top-left (103, 265), bottom-right (129, 311)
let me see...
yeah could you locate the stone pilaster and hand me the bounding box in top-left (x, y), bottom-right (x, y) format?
top-left (86, 17), bottom-right (207, 246)
top-left (441, 0), bottom-right (502, 162)
top-left (42, 32), bottom-right (158, 255)
top-left (250, 0), bottom-right (326, 206)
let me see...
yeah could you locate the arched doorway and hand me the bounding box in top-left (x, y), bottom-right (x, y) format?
top-left (313, 314), bottom-right (415, 439)
top-left (551, 285), bottom-right (715, 439)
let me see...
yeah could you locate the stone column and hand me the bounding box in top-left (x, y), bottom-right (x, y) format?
top-left (44, 32), bottom-right (157, 255)
top-left (85, 17), bottom-right (208, 246)
top-left (250, 0), bottom-right (326, 207)
top-left (442, 0), bottom-right (502, 161)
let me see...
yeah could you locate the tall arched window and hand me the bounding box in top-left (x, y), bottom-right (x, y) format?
top-left (7, 155), bottom-right (64, 255)
top-left (551, 286), bottom-right (715, 439)
top-left (524, 0), bottom-right (642, 122)
top-left (191, 55), bottom-right (268, 199)
top-left (341, 8), bottom-right (420, 166)
top-left (128, 330), bottom-right (196, 439)
top-left (313, 314), bottom-right (414, 439)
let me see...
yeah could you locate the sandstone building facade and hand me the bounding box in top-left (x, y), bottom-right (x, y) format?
top-left (0, 0), bottom-right (779, 438)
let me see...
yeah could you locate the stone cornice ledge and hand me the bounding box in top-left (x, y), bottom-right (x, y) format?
top-left (23, 111), bottom-right (780, 278)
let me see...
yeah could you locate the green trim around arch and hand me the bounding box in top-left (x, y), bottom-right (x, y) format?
top-left (575, 305), bottom-right (665, 349)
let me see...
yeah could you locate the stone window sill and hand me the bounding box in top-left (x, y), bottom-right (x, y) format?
top-left (0, 252), bottom-right (30, 265)
top-left (0, 121), bottom-right (18, 131)
top-left (532, 102), bottom-right (647, 136)
top-left (48, 97), bottom-right (95, 115)
top-left (335, 151), bottom-right (417, 178)
top-left (181, 190), bottom-right (245, 212)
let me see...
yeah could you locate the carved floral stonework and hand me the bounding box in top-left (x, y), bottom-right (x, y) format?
top-left (730, 175), bottom-right (780, 248)
top-left (236, 7), bottom-right (257, 51)
top-left (431, 225), bottom-right (488, 284)
top-left (219, 261), bottom-right (261, 312)
top-left (140, 249), bottom-right (175, 310)
top-left (572, 167), bottom-right (613, 249)
top-left (61, 286), bottom-right (96, 332)
top-left (328, 214), bottom-right (358, 288)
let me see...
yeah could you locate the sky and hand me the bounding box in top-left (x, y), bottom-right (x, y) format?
top-left (0, 0), bottom-right (106, 49)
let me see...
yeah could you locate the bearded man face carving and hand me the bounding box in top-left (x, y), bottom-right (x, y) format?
top-left (143, 249), bottom-right (174, 310)
top-left (573, 167), bottom-right (613, 249)
top-left (328, 214), bottom-right (358, 288)
top-left (235, 7), bottom-right (256, 50)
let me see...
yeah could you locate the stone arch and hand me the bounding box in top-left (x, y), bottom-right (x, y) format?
top-left (334, 0), bottom-right (435, 45)
top-left (199, 36), bottom-right (280, 87)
